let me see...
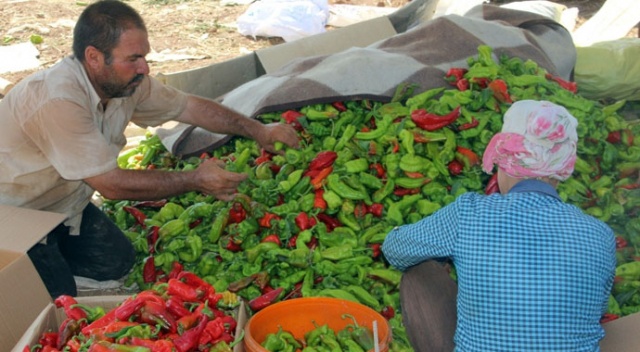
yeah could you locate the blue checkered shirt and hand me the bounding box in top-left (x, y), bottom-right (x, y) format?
top-left (382, 180), bottom-right (616, 351)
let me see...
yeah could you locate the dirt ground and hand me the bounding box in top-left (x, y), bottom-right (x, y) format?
top-left (0, 0), bottom-right (627, 90)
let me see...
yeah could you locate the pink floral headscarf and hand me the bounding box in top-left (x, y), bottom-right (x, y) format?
top-left (482, 100), bottom-right (578, 181)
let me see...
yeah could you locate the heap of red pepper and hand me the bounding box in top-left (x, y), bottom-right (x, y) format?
top-left (24, 270), bottom-right (239, 352)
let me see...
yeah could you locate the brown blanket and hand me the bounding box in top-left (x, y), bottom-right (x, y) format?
top-left (167, 4), bottom-right (576, 156)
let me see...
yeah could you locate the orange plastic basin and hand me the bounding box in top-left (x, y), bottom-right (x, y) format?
top-left (243, 297), bottom-right (391, 352)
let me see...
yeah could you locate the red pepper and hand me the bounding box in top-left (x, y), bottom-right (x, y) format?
top-left (122, 205), bottom-right (147, 229)
top-left (448, 160), bottom-right (464, 176)
top-left (259, 212), bottom-right (281, 228)
top-left (165, 296), bottom-right (191, 318)
top-left (370, 163), bottom-right (386, 178)
top-left (404, 171), bottom-right (424, 179)
top-left (56, 318), bottom-right (80, 350)
top-left (147, 225), bottom-right (159, 254)
top-left (143, 256), bottom-right (156, 283)
top-left (368, 203), bottom-right (384, 217)
top-left (310, 166), bottom-right (333, 189)
top-left (600, 313), bottom-right (619, 324)
top-left (249, 287), bottom-right (284, 311)
top-left (177, 271), bottom-right (210, 290)
top-left (394, 187), bottom-right (420, 196)
top-left (261, 234), bottom-right (282, 246)
top-left (488, 79), bottom-right (513, 103)
top-left (308, 151), bottom-right (338, 171)
top-left (370, 243), bottom-right (381, 259)
top-left (445, 67), bottom-right (467, 83)
top-left (81, 309), bottom-right (117, 335)
top-left (124, 339), bottom-right (170, 352)
top-left (133, 199), bottom-right (168, 208)
top-left (254, 148), bottom-right (272, 165)
top-left (616, 236), bottom-right (629, 249)
top-left (295, 212), bottom-right (313, 231)
top-left (456, 146), bottom-right (479, 167)
top-left (140, 300), bottom-right (177, 333)
top-left (114, 296), bottom-right (145, 321)
top-left (354, 203), bottom-right (368, 219)
top-left (199, 317), bottom-right (225, 346)
top-left (332, 101), bottom-right (347, 112)
top-left (173, 314), bottom-right (208, 352)
top-left (38, 332), bottom-right (59, 347)
top-left (42, 346), bottom-right (62, 352)
top-left (228, 202), bottom-right (247, 224)
top-left (470, 76), bottom-right (490, 88)
top-left (458, 117), bottom-right (479, 130)
top-left (168, 261), bottom-right (184, 279)
top-left (381, 305), bottom-right (395, 320)
top-left (314, 189), bottom-right (327, 210)
top-left (607, 131), bottom-right (622, 144)
top-left (411, 106), bottom-right (461, 131)
top-left (545, 73), bottom-right (578, 93)
top-left (177, 311), bottom-right (201, 332)
top-left (456, 78), bottom-right (469, 91)
top-left (316, 213), bottom-right (341, 232)
top-left (226, 238), bottom-right (243, 252)
top-left (168, 278), bottom-right (201, 302)
top-left (281, 110), bottom-right (304, 124)
top-left (391, 139), bottom-right (400, 153)
top-left (485, 173), bottom-right (500, 195)
top-left (54, 295), bottom-right (87, 322)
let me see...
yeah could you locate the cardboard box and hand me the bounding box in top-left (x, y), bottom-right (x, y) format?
top-left (0, 205), bottom-right (66, 349)
top-left (11, 295), bottom-right (248, 352)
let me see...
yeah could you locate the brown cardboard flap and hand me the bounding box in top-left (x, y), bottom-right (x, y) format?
top-left (601, 312), bottom-right (640, 352)
top-left (1, 253), bottom-right (52, 350)
top-left (0, 205), bottom-right (66, 253)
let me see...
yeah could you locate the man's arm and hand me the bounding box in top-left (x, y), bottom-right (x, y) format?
top-left (84, 158), bottom-right (246, 202)
top-left (176, 95), bottom-right (299, 152)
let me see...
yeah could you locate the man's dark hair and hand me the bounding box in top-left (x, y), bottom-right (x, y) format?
top-left (73, 0), bottom-right (147, 63)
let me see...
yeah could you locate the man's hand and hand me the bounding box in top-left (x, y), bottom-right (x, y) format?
top-left (195, 158), bottom-right (248, 201)
top-left (255, 123), bottom-right (300, 153)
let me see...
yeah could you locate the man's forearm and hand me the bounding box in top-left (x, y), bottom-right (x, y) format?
top-left (177, 95), bottom-right (263, 140)
top-left (87, 168), bottom-right (198, 201)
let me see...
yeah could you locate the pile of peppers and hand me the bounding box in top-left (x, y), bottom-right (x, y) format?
top-left (24, 270), bottom-right (241, 352)
top-left (260, 314), bottom-right (375, 352)
top-left (102, 45), bottom-right (640, 351)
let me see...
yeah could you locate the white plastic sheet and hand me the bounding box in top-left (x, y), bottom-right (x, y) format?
top-left (236, 0), bottom-right (330, 42)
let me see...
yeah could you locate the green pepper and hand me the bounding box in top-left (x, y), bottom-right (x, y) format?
top-left (158, 219), bottom-right (188, 240)
top-left (321, 244), bottom-right (354, 261)
top-left (270, 200), bottom-right (300, 216)
top-left (343, 286), bottom-right (380, 310)
top-left (246, 242), bottom-right (280, 263)
top-left (416, 199), bottom-right (442, 216)
top-left (616, 261), bottom-right (640, 281)
top-left (343, 158), bottom-right (369, 173)
top-left (386, 194), bottom-right (421, 226)
top-left (322, 190), bottom-right (343, 210)
top-left (317, 289), bottom-right (361, 304)
top-left (368, 268), bottom-right (402, 286)
top-left (337, 211), bottom-right (361, 232)
top-left (355, 115), bottom-right (394, 140)
top-left (373, 178), bottom-right (395, 203)
top-left (177, 233), bottom-right (203, 262)
top-left (326, 174), bottom-right (367, 201)
top-left (358, 172), bottom-right (383, 189)
top-left (153, 202), bottom-right (185, 223)
top-left (208, 208), bottom-right (229, 243)
top-left (398, 154), bottom-right (431, 173)
top-left (279, 169), bottom-right (304, 193)
top-left (335, 124), bottom-right (358, 151)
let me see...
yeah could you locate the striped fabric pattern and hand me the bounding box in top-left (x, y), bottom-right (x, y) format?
top-left (382, 181), bottom-right (616, 351)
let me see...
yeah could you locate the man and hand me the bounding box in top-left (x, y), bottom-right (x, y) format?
top-left (382, 100), bottom-right (616, 351)
top-left (0, 0), bottom-right (299, 297)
